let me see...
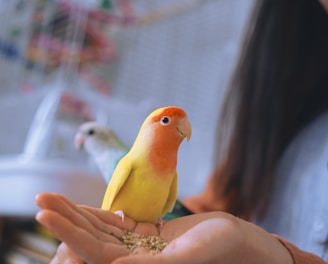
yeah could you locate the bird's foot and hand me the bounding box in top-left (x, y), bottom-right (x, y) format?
top-left (114, 210), bottom-right (125, 222)
top-left (156, 218), bottom-right (165, 229)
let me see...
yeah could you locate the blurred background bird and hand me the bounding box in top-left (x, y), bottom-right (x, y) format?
top-left (74, 122), bottom-right (129, 184)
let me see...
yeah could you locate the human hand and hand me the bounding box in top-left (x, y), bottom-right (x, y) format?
top-left (35, 192), bottom-right (293, 264)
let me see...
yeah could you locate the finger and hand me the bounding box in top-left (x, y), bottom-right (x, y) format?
top-left (55, 195), bottom-right (127, 240)
top-left (50, 242), bottom-right (84, 264)
top-left (77, 205), bottom-right (130, 236)
top-left (36, 210), bottom-right (130, 263)
top-left (35, 192), bottom-right (86, 224)
top-left (35, 192), bottom-right (71, 210)
top-left (37, 192), bottom-right (135, 235)
top-left (36, 193), bottom-right (119, 242)
top-left (80, 205), bottom-right (161, 237)
top-left (80, 205), bottom-right (137, 231)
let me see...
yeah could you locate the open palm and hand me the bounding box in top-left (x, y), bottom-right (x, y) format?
top-left (35, 192), bottom-right (292, 264)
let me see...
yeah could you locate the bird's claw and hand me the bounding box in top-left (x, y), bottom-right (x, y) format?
top-left (114, 210), bottom-right (125, 222)
top-left (156, 218), bottom-right (164, 228)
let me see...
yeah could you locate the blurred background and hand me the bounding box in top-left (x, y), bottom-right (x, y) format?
top-left (0, 0), bottom-right (254, 262)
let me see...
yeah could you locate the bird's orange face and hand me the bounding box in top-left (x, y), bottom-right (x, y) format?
top-left (141, 106), bottom-right (192, 174)
top-left (150, 106), bottom-right (192, 145)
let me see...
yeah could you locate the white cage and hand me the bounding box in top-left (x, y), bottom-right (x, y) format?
top-left (0, 0), bottom-right (254, 216)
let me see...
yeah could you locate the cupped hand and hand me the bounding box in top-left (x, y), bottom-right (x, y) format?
top-left (35, 192), bottom-right (292, 264)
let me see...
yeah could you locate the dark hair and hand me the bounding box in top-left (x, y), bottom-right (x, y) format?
top-left (212, 0), bottom-right (328, 220)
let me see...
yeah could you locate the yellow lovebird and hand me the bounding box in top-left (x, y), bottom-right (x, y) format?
top-left (101, 106), bottom-right (192, 223)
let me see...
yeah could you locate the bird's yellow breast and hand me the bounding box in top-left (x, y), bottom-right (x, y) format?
top-left (110, 163), bottom-right (175, 222)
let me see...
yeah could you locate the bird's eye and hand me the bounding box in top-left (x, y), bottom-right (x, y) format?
top-left (88, 129), bottom-right (95, 135)
top-left (160, 116), bottom-right (171, 125)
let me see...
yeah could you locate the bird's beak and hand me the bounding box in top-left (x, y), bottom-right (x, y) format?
top-left (74, 133), bottom-right (85, 150)
top-left (177, 117), bottom-right (192, 141)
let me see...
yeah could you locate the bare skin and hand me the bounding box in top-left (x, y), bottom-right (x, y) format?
top-left (320, 0), bottom-right (328, 11)
top-left (35, 192), bottom-right (292, 264)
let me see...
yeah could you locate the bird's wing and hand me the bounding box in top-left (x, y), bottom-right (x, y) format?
top-left (160, 172), bottom-right (178, 216)
top-left (101, 155), bottom-right (133, 210)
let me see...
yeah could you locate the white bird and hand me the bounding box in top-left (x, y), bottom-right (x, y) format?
top-left (75, 122), bottom-right (129, 183)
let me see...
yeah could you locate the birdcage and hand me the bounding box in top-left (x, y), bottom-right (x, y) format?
top-left (0, 0), bottom-right (254, 217)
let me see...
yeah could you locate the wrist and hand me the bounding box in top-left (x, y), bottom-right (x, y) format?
top-left (241, 221), bottom-right (293, 264)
